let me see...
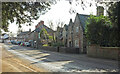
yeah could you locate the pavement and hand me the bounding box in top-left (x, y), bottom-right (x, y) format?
top-left (0, 43), bottom-right (47, 72)
top-left (2, 43), bottom-right (119, 72)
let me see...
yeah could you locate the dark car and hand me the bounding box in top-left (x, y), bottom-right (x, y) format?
top-left (16, 41), bottom-right (21, 45)
top-left (11, 40), bottom-right (16, 44)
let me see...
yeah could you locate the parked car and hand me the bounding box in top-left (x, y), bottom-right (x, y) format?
top-left (16, 41), bottom-right (21, 45)
top-left (7, 40), bottom-right (11, 43)
top-left (14, 41), bottom-right (18, 45)
top-left (20, 42), bottom-right (25, 46)
top-left (24, 42), bottom-right (31, 47)
top-left (11, 40), bottom-right (16, 44)
top-left (0, 40), bottom-right (2, 43)
top-left (29, 40), bottom-right (34, 47)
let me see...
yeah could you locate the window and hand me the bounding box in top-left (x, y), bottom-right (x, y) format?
top-left (76, 27), bottom-right (79, 32)
top-left (75, 39), bottom-right (79, 47)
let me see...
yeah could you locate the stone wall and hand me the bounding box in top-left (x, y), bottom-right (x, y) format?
top-left (38, 46), bottom-right (79, 54)
top-left (38, 46), bottom-right (57, 52)
top-left (87, 45), bottom-right (120, 60)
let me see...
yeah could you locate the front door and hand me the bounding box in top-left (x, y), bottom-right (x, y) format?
top-left (69, 41), bottom-right (72, 47)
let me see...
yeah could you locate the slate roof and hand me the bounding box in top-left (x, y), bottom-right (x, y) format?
top-left (35, 25), bottom-right (53, 33)
top-left (35, 27), bottom-right (41, 32)
top-left (28, 30), bottom-right (35, 35)
top-left (77, 13), bottom-right (90, 31)
top-left (64, 24), bottom-right (68, 31)
top-left (17, 31), bottom-right (30, 36)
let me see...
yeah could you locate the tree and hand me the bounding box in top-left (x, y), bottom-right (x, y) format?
top-left (9, 32), bottom-right (14, 37)
top-left (85, 1), bottom-right (120, 47)
top-left (48, 20), bottom-right (55, 42)
top-left (39, 27), bottom-right (53, 45)
top-left (107, 2), bottom-right (120, 47)
top-left (0, 29), bottom-right (1, 34)
top-left (85, 15), bottom-right (111, 46)
top-left (1, 0), bottom-right (104, 32)
top-left (107, 2), bottom-right (119, 27)
top-left (2, 2), bottom-right (51, 32)
top-left (56, 19), bottom-right (64, 28)
top-left (17, 27), bottom-right (23, 35)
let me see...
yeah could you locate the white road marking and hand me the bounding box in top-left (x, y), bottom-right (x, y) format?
top-left (2, 60), bottom-right (22, 72)
top-left (15, 62), bottom-right (37, 72)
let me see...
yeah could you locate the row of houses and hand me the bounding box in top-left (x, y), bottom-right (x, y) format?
top-left (56, 13), bottom-right (90, 53)
top-left (16, 13), bottom-right (89, 53)
top-left (56, 6), bottom-right (104, 53)
top-left (17, 6), bottom-right (104, 53)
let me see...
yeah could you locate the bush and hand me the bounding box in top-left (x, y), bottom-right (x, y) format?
top-left (51, 42), bottom-right (64, 47)
top-left (43, 44), bottom-right (48, 46)
top-left (48, 42), bottom-right (52, 46)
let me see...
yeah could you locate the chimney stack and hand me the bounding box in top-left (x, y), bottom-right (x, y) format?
top-left (97, 6), bottom-right (104, 16)
top-left (39, 21), bottom-right (44, 25)
top-left (29, 29), bottom-right (31, 32)
top-left (35, 21), bottom-right (44, 28)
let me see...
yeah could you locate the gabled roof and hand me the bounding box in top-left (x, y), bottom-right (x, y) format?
top-left (68, 19), bottom-right (73, 26)
top-left (17, 31), bottom-right (30, 36)
top-left (77, 13), bottom-right (90, 31)
top-left (63, 24), bottom-right (68, 31)
top-left (35, 24), bottom-right (53, 33)
top-left (35, 27), bottom-right (41, 32)
top-left (28, 30), bottom-right (35, 35)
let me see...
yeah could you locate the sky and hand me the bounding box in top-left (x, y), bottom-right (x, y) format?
top-left (8, 0), bottom-right (98, 36)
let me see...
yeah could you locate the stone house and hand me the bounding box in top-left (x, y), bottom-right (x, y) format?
top-left (67, 19), bottom-right (74, 47)
top-left (73, 13), bottom-right (89, 53)
top-left (27, 30), bottom-right (38, 47)
top-left (62, 24), bottom-right (68, 47)
top-left (55, 26), bottom-right (63, 43)
top-left (17, 30), bottom-right (31, 42)
top-left (34, 21), bottom-right (54, 46)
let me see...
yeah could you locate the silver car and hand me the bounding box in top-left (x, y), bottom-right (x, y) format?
top-left (24, 42), bottom-right (31, 47)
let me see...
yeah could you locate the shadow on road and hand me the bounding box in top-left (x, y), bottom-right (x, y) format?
top-left (5, 43), bottom-right (119, 72)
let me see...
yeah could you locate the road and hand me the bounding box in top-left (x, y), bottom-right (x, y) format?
top-left (0, 43), bottom-right (47, 72)
top-left (1, 43), bottom-right (119, 72)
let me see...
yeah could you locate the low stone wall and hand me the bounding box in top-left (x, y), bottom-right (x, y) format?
top-left (87, 45), bottom-right (120, 60)
top-left (38, 46), bottom-right (79, 54)
top-left (60, 47), bottom-right (80, 54)
top-left (38, 46), bottom-right (57, 52)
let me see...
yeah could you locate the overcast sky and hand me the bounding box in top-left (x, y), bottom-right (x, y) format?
top-left (8, 0), bottom-right (99, 36)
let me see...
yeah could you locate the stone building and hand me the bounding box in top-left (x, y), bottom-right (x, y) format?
top-left (17, 30), bottom-right (31, 42)
top-left (55, 26), bottom-right (63, 43)
top-left (27, 30), bottom-right (37, 47)
top-left (34, 20), bottom-right (54, 47)
top-left (66, 13), bottom-right (89, 53)
top-left (62, 24), bottom-right (68, 47)
top-left (67, 19), bottom-right (74, 47)
top-left (73, 13), bottom-right (89, 53)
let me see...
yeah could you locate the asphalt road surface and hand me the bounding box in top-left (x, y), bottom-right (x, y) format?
top-left (0, 43), bottom-right (47, 72)
top-left (1, 43), bottom-right (119, 72)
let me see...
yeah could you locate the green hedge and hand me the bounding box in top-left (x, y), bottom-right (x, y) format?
top-left (85, 15), bottom-right (119, 47)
